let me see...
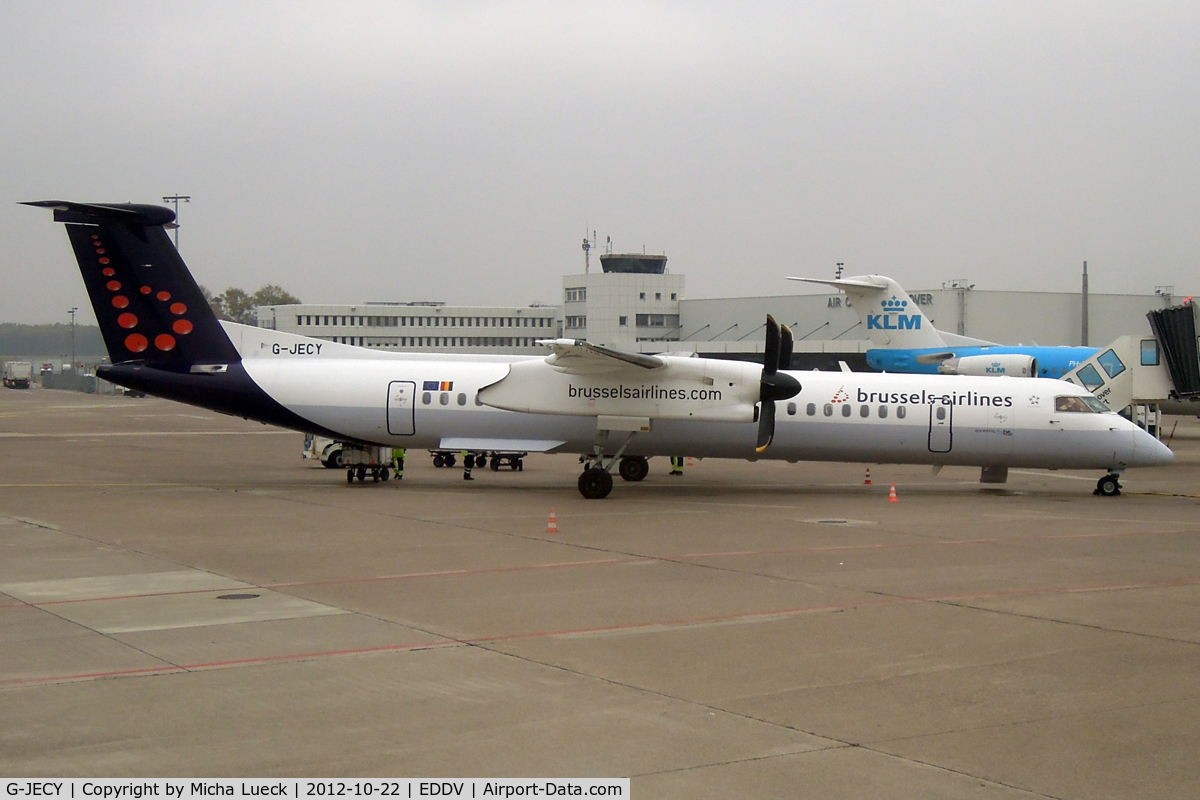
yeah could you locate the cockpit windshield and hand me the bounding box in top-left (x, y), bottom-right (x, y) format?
top-left (1055, 395), bottom-right (1109, 413)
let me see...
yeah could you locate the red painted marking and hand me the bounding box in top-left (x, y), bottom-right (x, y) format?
top-left (117, 312), bottom-right (138, 329)
top-left (98, 257), bottom-right (110, 265)
top-left (102, 268), bottom-right (115, 277)
top-left (154, 333), bottom-right (176, 351)
top-left (111, 296), bottom-right (129, 309)
top-left (140, 285), bottom-right (152, 294)
top-left (157, 291), bottom-right (171, 301)
top-left (173, 319), bottom-right (193, 335)
top-left (106, 280), bottom-right (121, 291)
top-left (4, 576), bottom-right (1200, 688)
top-left (170, 302), bottom-right (186, 315)
top-left (124, 333), bottom-right (148, 353)
top-left (95, 248), bottom-right (106, 255)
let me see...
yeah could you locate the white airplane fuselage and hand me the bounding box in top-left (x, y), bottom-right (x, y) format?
top-left (230, 324), bottom-right (1171, 472)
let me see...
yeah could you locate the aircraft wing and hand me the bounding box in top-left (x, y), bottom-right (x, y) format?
top-left (537, 338), bottom-right (665, 373)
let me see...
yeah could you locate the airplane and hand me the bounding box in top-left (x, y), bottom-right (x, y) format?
top-left (25, 201), bottom-right (1172, 499)
top-left (791, 274), bottom-right (1098, 379)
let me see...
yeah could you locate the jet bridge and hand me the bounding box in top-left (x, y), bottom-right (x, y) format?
top-left (1063, 335), bottom-right (1174, 434)
top-left (1146, 303), bottom-right (1200, 398)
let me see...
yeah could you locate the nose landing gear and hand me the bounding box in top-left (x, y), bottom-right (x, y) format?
top-left (1094, 473), bottom-right (1122, 497)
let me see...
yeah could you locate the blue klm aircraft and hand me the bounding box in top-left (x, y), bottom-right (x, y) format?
top-left (790, 275), bottom-right (1098, 378)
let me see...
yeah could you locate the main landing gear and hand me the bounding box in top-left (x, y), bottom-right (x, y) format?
top-left (577, 428), bottom-right (641, 499)
top-left (1094, 473), bottom-right (1122, 497)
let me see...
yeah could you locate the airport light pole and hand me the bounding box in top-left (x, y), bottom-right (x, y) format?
top-left (68, 307), bottom-right (78, 374)
top-left (162, 194), bottom-right (191, 250)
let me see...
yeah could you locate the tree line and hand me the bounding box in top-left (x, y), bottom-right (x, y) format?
top-left (1, 285), bottom-right (301, 357)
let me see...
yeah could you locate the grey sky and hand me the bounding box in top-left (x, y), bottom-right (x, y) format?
top-left (3, 1), bottom-right (1197, 325)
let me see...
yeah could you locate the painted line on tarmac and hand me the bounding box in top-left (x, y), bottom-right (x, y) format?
top-left (7, 574), bottom-right (1200, 688)
top-left (1, 527), bottom-right (1193, 612)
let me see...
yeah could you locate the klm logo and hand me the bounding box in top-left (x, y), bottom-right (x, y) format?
top-left (867, 296), bottom-right (922, 330)
top-left (986, 362), bottom-right (1006, 374)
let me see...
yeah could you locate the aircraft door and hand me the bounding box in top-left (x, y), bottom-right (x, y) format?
top-left (928, 402), bottom-right (953, 452)
top-left (387, 381), bottom-right (416, 435)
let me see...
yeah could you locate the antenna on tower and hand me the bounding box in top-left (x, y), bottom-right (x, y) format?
top-left (582, 228), bottom-right (591, 274)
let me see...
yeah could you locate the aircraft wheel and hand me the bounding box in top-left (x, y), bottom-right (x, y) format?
top-left (433, 454), bottom-right (445, 468)
top-left (578, 467), bottom-right (614, 500)
top-left (1095, 475), bottom-right (1121, 497)
top-left (475, 455), bottom-right (488, 469)
top-left (356, 466), bottom-right (367, 483)
top-left (446, 454), bottom-right (457, 468)
top-left (618, 455), bottom-right (650, 482)
top-left (380, 467), bottom-right (390, 482)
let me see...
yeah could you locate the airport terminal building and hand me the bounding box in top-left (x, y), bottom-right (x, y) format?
top-left (257, 257), bottom-right (1185, 367)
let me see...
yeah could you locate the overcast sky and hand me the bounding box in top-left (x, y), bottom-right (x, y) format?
top-left (3, 1), bottom-right (1197, 324)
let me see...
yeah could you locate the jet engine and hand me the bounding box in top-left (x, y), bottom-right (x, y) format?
top-left (938, 354), bottom-right (1039, 377)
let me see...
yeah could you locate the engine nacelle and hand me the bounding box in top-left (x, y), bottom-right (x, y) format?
top-left (938, 354), bottom-right (1038, 377)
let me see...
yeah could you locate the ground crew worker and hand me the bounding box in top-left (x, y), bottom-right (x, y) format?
top-left (462, 450), bottom-right (474, 481)
top-left (670, 456), bottom-right (685, 476)
top-left (392, 447), bottom-right (405, 480)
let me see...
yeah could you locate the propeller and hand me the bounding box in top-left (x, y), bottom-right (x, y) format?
top-left (757, 315), bottom-right (801, 452)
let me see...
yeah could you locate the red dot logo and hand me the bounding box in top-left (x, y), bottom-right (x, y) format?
top-left (157, 291), bottom-right (171, 301)
top-left (118, 312), bottom-right (138, 329)
top-left (112, 296), bottom-right (129, 309)
top-left (102, 268), bottom-right (115, 276)
top-left (91, 234), bottom-right (100, 240)
top-left (95, 249), bottom-right (106, 255)
top-left (106, 280), bottom-right (121, 291)
top-left (172, 319), bottom-right (193, 335)
top-left (125, 334), bottom-right (148, 352)
top-left (170, 303), bottom-right (187, 315)
top-left (140, 286), bottom-right (152, 294)
top-left (98, 257), bottom-right (110, 264)
top-left (154, 334), bottom-right (176, 351)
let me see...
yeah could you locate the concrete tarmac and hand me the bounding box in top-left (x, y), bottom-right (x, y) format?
top-left (1, 387), bottom-right (1198, 798)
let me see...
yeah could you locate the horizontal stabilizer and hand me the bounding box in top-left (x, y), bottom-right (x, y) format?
top-left (787, 276), bottom-right (889, 292)
top-left (21, 201), bottom-right (177, 226)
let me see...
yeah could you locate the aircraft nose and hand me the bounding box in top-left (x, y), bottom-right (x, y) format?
top-left (1132, 426), bottom-right (1174, 467)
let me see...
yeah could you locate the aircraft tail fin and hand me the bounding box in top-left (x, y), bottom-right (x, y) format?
top-left (23, 201), bottom-right (239, 369)
top-left (789, 274), bottom-right (947, 349)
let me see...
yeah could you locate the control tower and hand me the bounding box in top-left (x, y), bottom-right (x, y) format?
top-left (563, 251), bottom-right (682, 347)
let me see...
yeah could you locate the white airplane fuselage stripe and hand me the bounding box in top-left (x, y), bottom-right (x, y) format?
top-left (239, 356), bottom-right (1168, 470)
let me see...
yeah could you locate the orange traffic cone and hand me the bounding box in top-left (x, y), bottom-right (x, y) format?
top-left (864, 468), bottom-right (872, 485)
top-left (888, 483), bottom-right (898, 502)
top-left (547, 508), bottom-right (559, 533)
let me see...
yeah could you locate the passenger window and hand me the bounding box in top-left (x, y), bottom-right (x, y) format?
top-left (859, 405), bottom-right (869, 418)
top-left (1075, 364), bottom-right (1105, 391)
top-left (421, 392), bottom-right (431, 405)
top-left (806, 403), bottom-right (816, 416)
top-left (457, 393), bottom-right (467, 406)
top-left (824, 404), bottom-right (833, 417)
top-left (878, 405), bottom-right (888, 418)
top-left (896, 405), bottom-right (906, 419)
top-left (786, 402), bottom-right (796, 416)
top-left (1141, 339), bottom-right (1160, 366)
top-left (439, 392), bottom-right (450, 405)
top-left (841, 404), bottom-right (851, 417)
top-left (1097, 349), bottom-right (1126, 380)
top-left (936, 406), bottom-right (946, 421)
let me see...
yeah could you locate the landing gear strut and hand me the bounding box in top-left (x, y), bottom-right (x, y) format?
top-left (1094, 473), bottom-right (1122, 497)
top-left (577, 427), bottom-right (640, 499)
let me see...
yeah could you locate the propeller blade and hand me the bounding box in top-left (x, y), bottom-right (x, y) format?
top-left (763, 315), bottom-right (779, 378)
top-left (756, 397), bottom-right (775, 452)
top-left (757, 315), bottom-right (801, 453)
top-left (779, 323), bottom-right (793, 371)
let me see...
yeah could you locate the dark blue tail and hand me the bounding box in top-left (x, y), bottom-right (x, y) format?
top-left (24, 201), bottom-right (338, 436)
top-left (22, 201), bottom-right (239, 368)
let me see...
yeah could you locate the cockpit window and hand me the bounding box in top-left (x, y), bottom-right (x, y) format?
top-left (1055, 395), bottom-right (1108, 413)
